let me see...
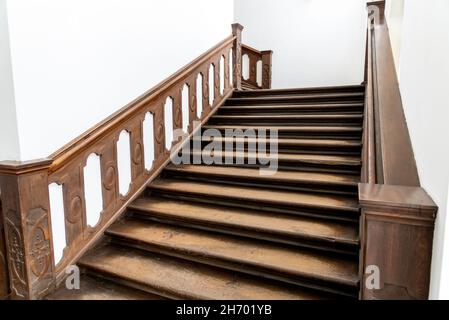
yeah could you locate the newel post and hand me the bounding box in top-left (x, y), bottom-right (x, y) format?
top-left (232, 23), bottom-right (244, 90)
top-left (359, 183), bottom-right (437, 300)
top-left (261, 50), bottom-right (273, 89)
top-left (0, 160), bottom-right (55, 299)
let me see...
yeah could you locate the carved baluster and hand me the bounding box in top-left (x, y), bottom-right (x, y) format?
top-left (173, 87), bottom-right (183, 136)
top-left (0, 160), bottom-right (55, 299)
top-left (224, 50), bottom-right (230, 93)
top-left (202, 68), bottom-right (210, 117)
top-left (232, 23), bottom-right (244, 90)
top-left (100, 140), bottom-right (118, 210)
top-left (261, 50), bottom-right (273, 89)
top-left (153, 104), bottom-right (166, 157)
top-left (60, 165), bottom-right (86, 246)
top-left (214, 58), bottom-right (220, 103)
top-left (129, 117), bottom-right (145, 182)
top-left (188, 78), bottom-right (197, 131)
top-left (249, 54), bottom-right (258, 86)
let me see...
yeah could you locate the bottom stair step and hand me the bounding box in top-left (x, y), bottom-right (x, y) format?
top-left (129, 197), bottom-right (359, 254)
top-left (106, 219), bottom-right (359, 297)
top-left (46, 275), bottom-right (163, 300)
top-left (79, 245), bottom-right (339, 300)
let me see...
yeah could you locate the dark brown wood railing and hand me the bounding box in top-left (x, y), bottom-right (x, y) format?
top-left (0, 23), bottom-right (272, 299)
top-left (241, 44), bottom-right (272, 90)
top-left (359, 1), bottom-right (437, 300)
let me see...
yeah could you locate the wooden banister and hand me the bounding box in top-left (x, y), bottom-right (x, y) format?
top-left (241, 44), bottom-right (273, 90)
top-left (359, 1), bottom-right (437, 300)
top-left (0, 24), bottom-right (272, 300)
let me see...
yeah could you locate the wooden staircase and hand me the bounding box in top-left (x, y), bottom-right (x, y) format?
top-left (48, 85), bottom-right (365, 300)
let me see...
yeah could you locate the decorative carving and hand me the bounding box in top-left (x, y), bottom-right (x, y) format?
top-left (67, 195), bottom-right (82, 224)
top-left (132, 143), bottom-right (142, 165)
top-left (6, 216), bottom-right (26, 286)
top-left (27, 208), bottom-right (51, 278)
top-left (155, 121), bottom-right (164, 144)
top-left (174, 104), bottom-right (182, 128)
top-left (102, 165), bottom-right (116, 191)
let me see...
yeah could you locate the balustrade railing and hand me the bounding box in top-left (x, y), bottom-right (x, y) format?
top-left (241, 44), bottom-right (272, 90)
top-left (0, 23), bottom-right (273, 299)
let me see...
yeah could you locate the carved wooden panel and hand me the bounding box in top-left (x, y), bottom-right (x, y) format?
top-left (0, 200), bottom-right (9, 299)
top-left (0, 163), bottom-right (55, 299)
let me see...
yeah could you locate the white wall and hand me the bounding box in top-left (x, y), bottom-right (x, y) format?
top-left (0, 0), bottom-right (20, 160)
top-left (385, 0), bottom-right (404, 75)
top-left (234, 0), bottom-right (366, 89)
top-left (4, 0), bottom-right (233, 160)
top-left (391, 0), bottom-right (449, 300)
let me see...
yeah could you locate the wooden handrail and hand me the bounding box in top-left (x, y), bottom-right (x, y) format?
top-left (241, 44), bottom-right (273, 90)
top-left (362, 1), bottom-right (419, 186)
top-left (359, 1), bottom-right (437, 300)
top-left (0, 23), bottom-right (272, 299)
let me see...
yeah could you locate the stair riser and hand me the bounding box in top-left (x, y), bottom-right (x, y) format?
top-left (193, 140), bottom-right (362, 155)
top-left (162, 170), bottom-right (358, 196)
top-left (201, 129), bottom-right (362, 140)
top-left (226, 97), bottom-right (364, 106)
top-left (177, 154), bottom-right (361, 175)
top-left (129, 210), bottom-right (359, 256)
top-left (108, 236), bottom-right (359, 298)
top-left (233, 86), bottom-right (365, 98)
top-left (208, 118), bottom-right (363, 127)
top-left (146, 190), bottom-right (360, 223)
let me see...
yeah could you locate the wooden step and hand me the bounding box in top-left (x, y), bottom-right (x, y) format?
top-left (202, 125), bottom-right (362, 139)
top-left (107, 220), bottom-right (359, 297)
top-left (196, 136), bottom-right (362, 152)
top-left (233, 85), bottom-right (365, 97)
top-left (226, 92), bottom-right (365, 106)
top-left (79, 244), bottom-right (338, 299)
top-left (165, 164), bottom-right (359, 186)
top-left (203, 125), bottom-right (362, 133)
top-left (128, 196), bottom-right (359, 253)
top-left (148, 179), bottom-right (360, 221)
top-left (210, 114), bottom-right (363, 126)
top-left (219, 103), bottom-right (364, 115)
top-left (183, 149), bottom-right (361, 167)
top-left (46, 275), bottom-right (162, 300)
top-left (164, 164), bottom-right (359, 195)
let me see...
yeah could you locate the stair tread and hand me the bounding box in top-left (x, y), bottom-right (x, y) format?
top-left (196, 136), bottom-right (362, 148)
top-left (186, 149), bottom-right (361, 166)
top-left (149, 179), bottom-right (360, 212)
top-left (79, 245), bottom-right (333, 299)
top-left (107, 219), bottom-right (359, 288)
top-left (46, 275), bottom-right (162, 300)
top-left (129, 196), bottom-right (359, 245)
top-left (203, 125), bottom-right (362, 132)
top-left (165, 164), bottom-right (360, 185)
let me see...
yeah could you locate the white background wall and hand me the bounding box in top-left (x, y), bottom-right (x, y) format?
top-left (0, 0), bottom-right (20, 160)
top-left (234, 0), bottom-right (367, 89)
top-left (386, 0), bottom-right (449, 299)
top-left (2, 0), bottom-right (233, 160)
